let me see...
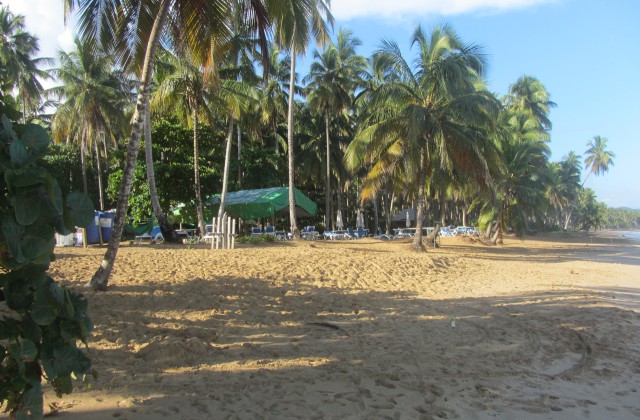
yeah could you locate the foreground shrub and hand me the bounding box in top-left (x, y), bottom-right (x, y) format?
top-left (0, 115), bottom-right (94, 418)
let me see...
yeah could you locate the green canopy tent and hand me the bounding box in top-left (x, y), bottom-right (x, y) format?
top-left (206, 187), bottom-right (317, 220)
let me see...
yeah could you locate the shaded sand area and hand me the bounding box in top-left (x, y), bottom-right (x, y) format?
top-left (37, 232), bottom-right (640, 419)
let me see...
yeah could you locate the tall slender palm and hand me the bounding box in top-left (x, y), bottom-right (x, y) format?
top-left (50, 39), bottom-right (128, 210)
top-left (304, 28), bottom-right (366, 230)
top-left (66, 0), bottom-right (276, 289)
top-left (349, 25), bottom-right (500, 250)
top-left (0, 6), bottom-right (51, 122)
top-left (562, 135), bottom-right (614, 229)
top-left (259, 46), bottom-right (292, 154)
top-left (66, 0), bottom-right (216, 289)
top-left (273, 0), bottom-right (333, 239)
top-left (151, 49), bottom-right (211, 235)
top-left (583, 135), bottom-right (614, 185)
top-left (214, 10), bottom-right (260, 220)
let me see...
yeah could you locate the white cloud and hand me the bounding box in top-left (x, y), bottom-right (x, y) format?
top-left (4, 0), bottom-right (69, 60)
top-left (332, 0), bottom-right (555, 20)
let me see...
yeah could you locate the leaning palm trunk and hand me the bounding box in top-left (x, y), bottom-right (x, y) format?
top-left (93, 140), bottom-right (104, 210)
top-left (412, 143), bottom-right (427, 251)
top-left (217, 118), bottom-right (235, 219)
top-left (192, 107), bottom-right (206, 236)
top-left (490, 206), bottom-right (503, 245)
top-left (144, 97), bottom-right (177, 242)
top-left (324, 113), bottom-right (331, 230)
top-left (425, 223), bottom-right (441, 246)
top-left (89, 0), bottom-right (171, 291)
top-left (287, 50), bottom-right (300, 239)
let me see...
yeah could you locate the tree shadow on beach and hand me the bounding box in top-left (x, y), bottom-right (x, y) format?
top-left (47, 267), bottom-right (640, 419)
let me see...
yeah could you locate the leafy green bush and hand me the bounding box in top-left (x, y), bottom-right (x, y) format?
top-left (0, 115), bottom-right (94, 418)
top-left (236, 234), bottom-right (277, 244)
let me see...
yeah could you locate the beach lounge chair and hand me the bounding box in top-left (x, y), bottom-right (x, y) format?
top-left (251, 226), bottom-right (262, 236)
top-left (201, 224), bottom-right (215, 243)
top-left (301, 226), bottom-right (319, 240)
top-left (357, 227), bottom-right (366, 239)
top-left (265, 225), bottom-right (276, 235)
top-left (345, 227), bottom-right (357, 239)
top-left (323, 230), bottom-right (342, 240)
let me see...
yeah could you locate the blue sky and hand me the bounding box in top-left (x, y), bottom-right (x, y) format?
top-left (6, 0), bottom-right (640, 209)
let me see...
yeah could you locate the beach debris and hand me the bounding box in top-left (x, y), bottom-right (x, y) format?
top-left (305, 322), bottom-right (350, 336)
top-left (450, 314), bottom-right (456, 329)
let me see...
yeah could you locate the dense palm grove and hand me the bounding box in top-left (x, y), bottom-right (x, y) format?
top-left (2, 2), bottom-right (632, 266)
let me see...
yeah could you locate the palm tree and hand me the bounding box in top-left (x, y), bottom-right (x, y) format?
top-left (0, 6), bottom-right (51, 122)
top-left (562, 135), bottom-right (614, 229)
top-left (349, 25), bottom-right (500, 251)
top-left (258, 46), bottom-right (291, 154)
top-left (66, 0), bottom-right (277, 290)
top-left (504, 75), bottom-right (556, 133)
top-left (50, 39), bottom-right (128, 210)
top-left (583, 135), bottom-right (615, 185)
top-left (214, 9), bottom-right (260, 220)
top-left (477, 114), bottom-right (551, 244)
top-left (273, 0), bottom-right (333, 239)
top-left (304, 28), bottom-right (366, 230)
top-left (151, 49), bottom-right (211, 235)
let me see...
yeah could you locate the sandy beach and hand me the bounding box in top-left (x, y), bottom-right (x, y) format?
top-left (33, 232), bottom-right (640, 419)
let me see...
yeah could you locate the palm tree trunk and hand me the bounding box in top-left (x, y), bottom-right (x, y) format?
top-left (490, 205), bottom-right (503, 245)
top-left (80, 143), bottom-right (88, 196)
top-left (93, 140), bottom-right (104, 210)
top-left (218, 118), bottom-right (235, 219)
top-left (237, 124), bottom-right (242, 188)
top-left (89, 0), bottom-right (171, 291)
top-left (325, 113), bottom-right (331, 230)
top-left (144, 96), bottom-right (177, 242)
top-left (274, 120), bottom-right (279, 154)
top-left (462, 203), bottom-right (468, 227)
top-left (193, 107), bottom-right (206, 236)
top-left (413, 143), bottom-right (427, 251)
top-left (373, 193), bottom-right (380, 235)
top-left (287, 49), bottom-right (299, 239)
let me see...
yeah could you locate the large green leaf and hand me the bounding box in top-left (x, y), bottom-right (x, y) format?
top-left (4, 276), bottom-right (31, 310)
top-left (21, 227), bottom-right (54, 262)
top-left (17, 382), bottom-right (43, 419)
top-left (1, 114), bottom-right (16, 139)
top-left (2, 215), bottom-right (25, 264)
top-left (10, 139), bottom-right (28, 166)
top-left (41, 344), bottom-right (80, 378)
top-left (5, 167), bottom-right (46, 189)
top-left (20, 318), bottom-right (42, 344)
top-left (14, 187), bottom-right (42, 226)
top-left (31, 285), bottom-right (60, 326)
top-left (8, 339), bottom-right (38, 362)
top-left (21, 124), bottom-right (49, 155)
top-left (52, 375), bottom-right (73, 397)
top-left (44, 172), bottom-right (64, 215)
top-left (64, 192), bottom-right (94, 230)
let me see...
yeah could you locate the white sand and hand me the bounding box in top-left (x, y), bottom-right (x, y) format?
top-left (38, 232), bottom-right (640, 419)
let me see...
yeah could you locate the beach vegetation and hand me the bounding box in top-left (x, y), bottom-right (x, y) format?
top-left (0, 1), bottom-right (621, 288)
top-left (0, 105), bottom-right (94, 418)
top-left (237, 234), bottom-right (277, 244)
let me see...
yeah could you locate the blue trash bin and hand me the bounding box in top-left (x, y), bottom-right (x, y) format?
top-left (86, 211), bottom-right (102, 244)
top-left (100, 212), bottom-right (116, 242)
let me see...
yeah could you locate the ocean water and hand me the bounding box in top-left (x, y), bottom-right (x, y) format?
top-left (617, 231), bottom-right (640, 241)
